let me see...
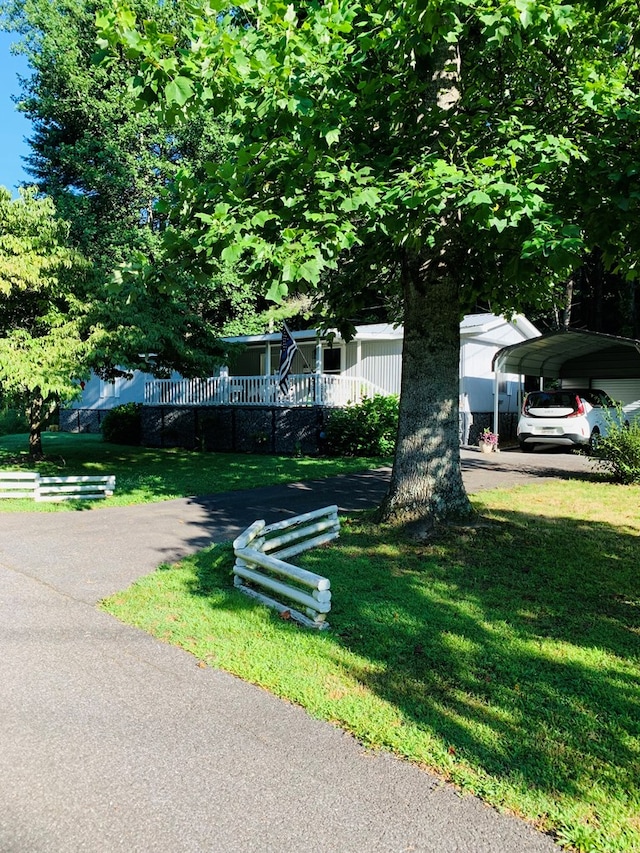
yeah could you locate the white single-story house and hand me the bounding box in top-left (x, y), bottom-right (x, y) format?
top-left (68, 313), bottom-right (540, 431)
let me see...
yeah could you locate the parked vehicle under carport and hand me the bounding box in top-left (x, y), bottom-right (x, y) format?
top-left (493, 328), bottom-right (640, 451)
top-left (517, 389), bottom-right (627, 452)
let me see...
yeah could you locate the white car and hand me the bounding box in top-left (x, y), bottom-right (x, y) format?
top-left (517, 388), bottom-right (625, 452)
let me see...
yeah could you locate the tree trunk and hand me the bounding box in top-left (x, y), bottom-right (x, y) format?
top-left (562, 276), bottom-right (574, 330)
top-left (378, 253), bottom-right (474, 536)
top-left (26, 392), bottom-right (47, 461)
top-left (29, 425), bottom-right (43, 460)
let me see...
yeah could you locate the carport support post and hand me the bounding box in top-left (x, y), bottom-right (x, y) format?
top-left (517, 376), bottom-right (523, 420)
top-left (493, 368), bottom-right (500, 439)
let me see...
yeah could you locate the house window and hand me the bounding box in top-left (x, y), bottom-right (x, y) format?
top-left (100, 378), bottom-right (121, 399)
top-left (323, 347), bottom-right (341, 374)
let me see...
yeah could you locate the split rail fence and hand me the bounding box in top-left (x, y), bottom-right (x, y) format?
top-left (232, 505), bottom-right (339, 629)
top-left (0, 472), bottom-right (115, 502)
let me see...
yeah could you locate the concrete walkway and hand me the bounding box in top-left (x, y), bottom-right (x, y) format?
top-left (0, 448), bottom-right (590, 852)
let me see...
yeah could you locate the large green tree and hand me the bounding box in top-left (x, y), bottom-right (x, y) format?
top-left (0, 186), bottom-right (89, 457)
top-left (98, 0), bottom-right (639, 532)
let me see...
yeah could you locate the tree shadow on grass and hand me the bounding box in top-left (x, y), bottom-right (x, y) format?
top-left (308, 511), bottom-right (639, 812)
top-left (1, 432), bottom-right (392, 509)
top-left (189, 504), bottom-right (640, 829)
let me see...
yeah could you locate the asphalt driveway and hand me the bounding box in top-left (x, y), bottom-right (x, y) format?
top-left (0, 448), bottom-right (589, 852)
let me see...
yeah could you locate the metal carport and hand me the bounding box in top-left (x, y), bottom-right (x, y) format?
top-left (491, 329), bottom-right (640, 433)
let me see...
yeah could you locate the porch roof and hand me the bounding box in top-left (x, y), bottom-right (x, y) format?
top-left (222, 322), bottom-right (403, 347)
top-left (223, 314), bottom-right (535, 347)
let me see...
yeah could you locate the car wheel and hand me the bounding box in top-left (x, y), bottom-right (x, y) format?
top-left (519, 441), bottom-right (535, 453)
top-left (588, 428), bottom-right (601, 453)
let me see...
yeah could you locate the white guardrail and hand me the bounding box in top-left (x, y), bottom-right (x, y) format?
top-left (232, 505), bottom-right (339, 629)
top-left (0, 472), bottom-right (115, 502)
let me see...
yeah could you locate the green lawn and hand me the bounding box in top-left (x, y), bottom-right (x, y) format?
top-left (0, 432), bottom-right (390, 510)
top-left (101, 479), bottom-right (640, 853)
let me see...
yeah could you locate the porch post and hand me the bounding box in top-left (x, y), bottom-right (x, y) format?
top-left (315, 336), bottom-right (322, 404)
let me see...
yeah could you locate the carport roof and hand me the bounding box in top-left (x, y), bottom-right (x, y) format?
top-left (493, 329), bottom-right (640, 380)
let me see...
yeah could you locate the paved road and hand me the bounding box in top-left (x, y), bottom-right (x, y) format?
top-left (0, 448), bottom-right (589, 852)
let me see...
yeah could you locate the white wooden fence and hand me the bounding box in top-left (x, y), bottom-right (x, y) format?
top-left (0, 472), bottom-right (115, 502)
top-left (232, 505), bottom-right (339, 629)
top-left (145, 374), bottom-right (385, 408)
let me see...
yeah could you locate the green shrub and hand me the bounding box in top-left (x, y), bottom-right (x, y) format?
top-left (325, 394), bottom-right (398, 456)
top-left (591, 414), bottom-right (640, 484)
top-left (0, 406), bottom-right (29, 436)
top-left (101, 403), bottom-right (142, 445)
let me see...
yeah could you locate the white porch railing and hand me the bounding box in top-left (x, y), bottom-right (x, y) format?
top-left (144, 374), bottom-right (386, 407)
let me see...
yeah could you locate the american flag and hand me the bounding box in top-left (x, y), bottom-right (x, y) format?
top-left (278, 322), bottom-right (298, 394)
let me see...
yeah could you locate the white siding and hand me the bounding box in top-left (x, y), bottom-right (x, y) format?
top-left (609, 384), bottom-right (640, 422)
top-left (595, 379), bottom-right (640, 408)
top-left (71, 371), bottom-right (158, 410)
top-left (293, 344), bottom-right (317, 374)
top-left (343, 341), bottom-right (359, 375)
top-left (561, 378), bottom-right (591, 388)
top-left (459, 318), bottom-right (538, 413)
top-left (563, 378), bottom-right (640, 422)
top-left (343, 340), bottom-right (402, 394)
top-left (460, 339), bottom-right (521, 413)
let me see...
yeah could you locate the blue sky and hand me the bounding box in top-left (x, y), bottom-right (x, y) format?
top-left (0, 31), bottom-right (33, 195)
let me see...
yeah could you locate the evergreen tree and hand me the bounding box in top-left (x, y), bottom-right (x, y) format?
top-left (1, 0), bottom-right (267, 383)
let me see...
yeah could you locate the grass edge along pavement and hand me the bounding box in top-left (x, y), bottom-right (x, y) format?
top-left (0, 433), bottom-right (391, 510)
top-left (102, 479), bottom-right (640, 853)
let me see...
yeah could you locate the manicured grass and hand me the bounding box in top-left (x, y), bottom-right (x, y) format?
top-left (102, 480), bottom-right (640, 853)
top-left (0, 432), bottom-right (390, 510)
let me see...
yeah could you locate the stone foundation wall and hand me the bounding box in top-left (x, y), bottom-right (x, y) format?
top-left (59, 408), bottom-right (106, 434)
top-left (60, 406), bottom-right (518, 453)
top-left (467, 412), bottom-right (518, 446)
top-left (140, 405), bottom-right (329, 455)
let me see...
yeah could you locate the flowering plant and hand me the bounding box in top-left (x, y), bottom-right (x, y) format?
top-left (481, 428), bottom-right (499, 447)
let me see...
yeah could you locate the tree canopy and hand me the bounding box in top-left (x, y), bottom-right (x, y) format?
top-left (0, 186), bottom-right (89, 456)
top-left (98, 0), bottom-right (639, 530)
top-left (1, 0), bottom-right (219, 267)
